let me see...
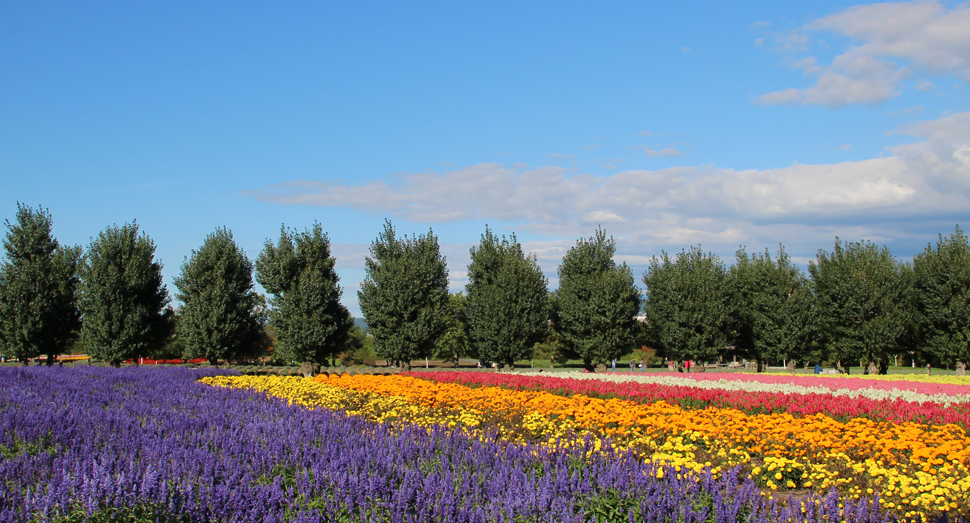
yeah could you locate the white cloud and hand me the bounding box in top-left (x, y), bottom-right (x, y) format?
top-left (249, 164), bottom-right (597, 225)
top-left (811, 1), bottom-right (970, 80)
top-left (582, 211), bottom-right (625, 224)
top-left (643, 147), bottom-right (684, 157)
top-left (759, 1), bottom-right (970, 107)
top-left (775, 33), bottom-right (810, 53)
top-left (760, 50), bottom-right (908, 107)
top-left (331, 243), bottom-right (372, 269)
top-left (251, 112), bottom-right (970, 271)
top-left (756, 88), bottom-right (802, 106)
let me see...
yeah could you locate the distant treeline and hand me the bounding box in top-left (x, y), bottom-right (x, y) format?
top-left (1, 203), bottom-right (968, 374)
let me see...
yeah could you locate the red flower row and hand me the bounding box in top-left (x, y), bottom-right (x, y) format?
top-left (412, 371), bottom-right (970, 431)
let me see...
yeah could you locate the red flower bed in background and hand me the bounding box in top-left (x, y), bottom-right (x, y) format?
top-left (413, 371), bottom-right (970, 431)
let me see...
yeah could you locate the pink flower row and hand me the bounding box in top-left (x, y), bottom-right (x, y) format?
top-left (623, 371), bottom-right (970, 397)
top-left (412, 371), bottom-right (970, 430)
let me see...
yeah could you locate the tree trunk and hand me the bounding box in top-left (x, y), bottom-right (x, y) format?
top-left (300, 361), bottom-right (314, 378)
top-left (756, 358), bottom-right (766, 373)
top-left (45, 354), bottom-right (55, 366)
top-left (867, 360), bottom-right (879, 375)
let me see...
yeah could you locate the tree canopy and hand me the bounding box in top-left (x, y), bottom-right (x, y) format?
top-left (80, 222), bottom-right (171, 366)
top-left (175, 227), bottom-right (265, 366)
top-left (555, 229), bottom-right (641, 371)
top-left (434, 292), bottom-right (471, 365)
top-left (464, 227), bottom-right (548, 369)
top-left (0, 204), bottom-right (82, 365)
top-left (912, 226), bottom-right (970, 371)
top-left (643, 246), bottom-right (729, 370)
top-left (358, 220), bottom-right (449, 371)
top-left (809, 238), bottom-right (910, 374)
top-left (728, 246), bottom-right (816, 372)
top-left (255, 223), bottom-right (351, 376)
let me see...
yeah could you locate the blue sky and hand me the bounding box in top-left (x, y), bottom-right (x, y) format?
top-left (3, 1), bottom-right (970, 316)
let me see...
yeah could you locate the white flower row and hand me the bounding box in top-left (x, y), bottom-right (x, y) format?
top-left (515, 372), bottom-right (970, 407)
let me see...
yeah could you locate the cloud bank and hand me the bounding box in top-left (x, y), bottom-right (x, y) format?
top-left (250, 112), bottom-right (970, 263)
top-left (759, 1), bottom-right (970, 107)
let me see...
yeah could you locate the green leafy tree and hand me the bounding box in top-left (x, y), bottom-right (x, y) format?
top-left (465, 228), bottom-right (548, 370)
top-left (912, 226), bottom-right (970, 372)
top-left (532, 319), bottom-right (568, 369)
top-left (434, 292), bottom-right (471, 365)
top-left (340, 324), bottom-right (377, 366)
top-left (358, 220), bottom-right (449, 371)
top-left (80, 222), bottom-right (171, 367)
top-left (174, 228), bottom-right (265, 367)
top-left (255, 223), bottom-right (352, 376)
top-left (555, 228), bottom-right (641, 371)
top-left (728, 246), bottom-right (816, 372)
top-left (0, 204), bottom-right (82, 365)
top-left (642, 246), bottom-right (729, 371)
top-left (809, 238), bottom-right (909, 374)
top-left (148, 307), bottom-right (184, 361)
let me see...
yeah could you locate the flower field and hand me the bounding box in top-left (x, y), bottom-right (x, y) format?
top-left (414, 371), bottom-right (970, 518)
top-left (202, 371), bottom-right (970, 521)
top-left (418, 371), bottom-right (970, 428)
top-left (2, 367), bottom-right (967, 522)
top-left (2, 367), bottom-right (905, 523)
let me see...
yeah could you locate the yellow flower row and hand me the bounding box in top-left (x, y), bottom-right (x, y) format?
top-left (315, 373), bottom-right (970, 519)
top-left (200, 374), bottom-right (970, 520)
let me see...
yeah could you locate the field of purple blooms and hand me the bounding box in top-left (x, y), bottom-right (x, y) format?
top-left (0, 367), bottom-right (900, 522)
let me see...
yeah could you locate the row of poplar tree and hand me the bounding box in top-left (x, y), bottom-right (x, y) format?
top-left (1, 203), bottom-right (968, 374)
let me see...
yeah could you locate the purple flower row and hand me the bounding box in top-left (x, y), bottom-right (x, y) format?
top-left (1, 367), bottom-right (899, 523)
